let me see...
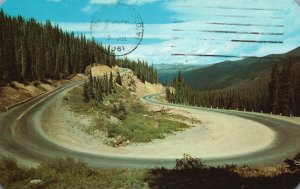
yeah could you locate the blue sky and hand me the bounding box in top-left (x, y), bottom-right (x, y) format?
top-left (1, 0), bottom-right (300, 64)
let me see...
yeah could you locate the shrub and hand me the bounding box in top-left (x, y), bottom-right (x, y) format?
top-left (284, 153), bottom-right (300, 172)
top-left (116, 111), bottom-right (126, 120)
top-left (0, 157), bottom-right (31, 186)
top-left (175, 154), bottom-right (208, 170)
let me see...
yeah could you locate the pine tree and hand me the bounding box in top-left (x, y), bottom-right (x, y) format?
top-left (166, 86), bottom-right (171, 101)
top-left (287, 57), bottom-right (296, 115)
top-left (109, 71), bottom-right (114, 94)
top-left (116, 71), bottom-right (122, 86)
top-left (83, 81), bottom-right (90, 102)
top-left (294, 74), bottom-right (300, 116)
top-left (269, 63), bottom-right (280, 114)
top-left (278, 64), bottom-right (292, 115)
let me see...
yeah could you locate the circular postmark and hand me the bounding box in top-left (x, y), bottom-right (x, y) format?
top-left (90, 3), bottom-right (144, 56)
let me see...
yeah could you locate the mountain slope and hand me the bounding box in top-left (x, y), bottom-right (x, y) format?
top-left (183, 47), bottom-right (300, 91)
top-left (153, 64), bottom-right (208, 84)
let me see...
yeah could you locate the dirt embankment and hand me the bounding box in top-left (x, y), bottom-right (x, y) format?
top-left (120, 70), bottom-right (164, 97)
top-left (0, 74), bottom-right (86, 112)
top-left (88, 64), bottom-right (165, 97)
top-left (85, 64), bottom-right (119, 77)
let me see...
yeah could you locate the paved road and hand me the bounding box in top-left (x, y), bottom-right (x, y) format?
top-left (143, 93), bottom-right (300, 166)
top-left (0, 82), bottom-right (299, 168)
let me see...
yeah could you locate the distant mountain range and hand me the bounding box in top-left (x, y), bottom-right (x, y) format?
top-left (159, 47), bottom-right (300, 91)
top-left (154, 64), bottom-right (208, 84)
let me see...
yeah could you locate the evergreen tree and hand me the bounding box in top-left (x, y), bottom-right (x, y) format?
top-left (278, 64), bottom-right (292, 115)
top-left (166, 86), bottom-right (171, 101)
top-left (116, 72), bottom-right (122, 86)
top-left (83, 81), bottom-right (90, 102)
top-left (269, 63), bottom-right (280, 114)
top-left (294, 74), bottom-right (300, 116)
top-left (109, 72), bottom-right (114, 94)
top-left (287, 57), bottom-right (296, 115)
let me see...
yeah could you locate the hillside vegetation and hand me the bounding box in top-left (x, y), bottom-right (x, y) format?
top-left (182, 47), bottom-right (300, 91)
top-left (0, 154), bottom-right (299, 189)
top-left (0, 9), bottom-right (158, 87)
top-left (166, 58), bottom-right (300, 116)
top-left (64, 68), bottom-right (191, 147)
top-left (0, 10), bottom-right (158, 111)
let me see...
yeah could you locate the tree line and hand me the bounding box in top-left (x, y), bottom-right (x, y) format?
top-left (269, 58), bottom-right (300, 116)
top-left (0, 9), bottom-right (158, 86)
top-left (83, 72), bottom-right (128, 120)
top-left (117, 58), bottom-right (158, 84)
top-left (83, 72), bottom-right (116, 102)
top-left (166, 59), bottom-right (300, 116)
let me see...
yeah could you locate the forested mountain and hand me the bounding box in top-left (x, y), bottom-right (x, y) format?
top-left (167, 58), bottom-right (300, 116)
top-left (0, 9), bottom-right (157, 86)
top-left (153, 63), bottom-right (207, 84)
top-left (182, 47), bottom-right (300, 91)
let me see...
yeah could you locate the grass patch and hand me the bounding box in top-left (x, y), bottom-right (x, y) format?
top-left (1, 154), bottom-right (299, 189)
top-left (64, 85), bottom-right (191, 146)
top-left (108, 116), bottom-right (189, 143)
top-left (0, 157), bottom-right (147, 189)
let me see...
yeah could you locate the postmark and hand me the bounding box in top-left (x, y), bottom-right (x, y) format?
top-left (90, 3), bottom-right (144, 56)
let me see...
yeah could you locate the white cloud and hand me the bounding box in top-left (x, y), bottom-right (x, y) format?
top-left (124, 0), bottom-right (159, 5)
top-left (89, 0), bottom-right (158, 5)
top-left (82, 0), bottom-right (159, 14)
top-left (0, 0), bottom-right (6, 6)
top-left (47, 0), bottom-right (62, 2)
top-left (68, 0), bottom-right (300, 64)
top-left (89, 0), bottom-right (117, 4)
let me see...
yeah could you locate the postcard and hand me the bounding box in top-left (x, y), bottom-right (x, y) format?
top-left (0, 0), bottom-right (299, 188)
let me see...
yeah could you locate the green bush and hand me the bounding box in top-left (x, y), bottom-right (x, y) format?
top-left (0, 157), bottom-right (34, 188)
top-left (175, 154), bottom-right (208, 170)
top-left (284, 153), bottom-right (300, 172)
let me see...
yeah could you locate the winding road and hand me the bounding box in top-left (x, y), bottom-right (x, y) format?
top-left (0, 81), bottom-right (300, 168)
